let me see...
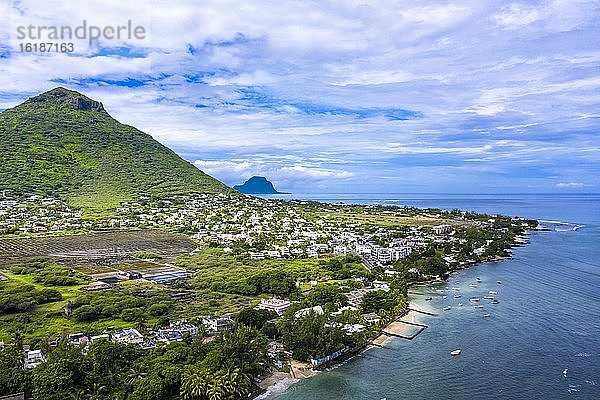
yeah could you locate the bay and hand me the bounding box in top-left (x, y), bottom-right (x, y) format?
top-left (265, 194), bottom-right (600, 400)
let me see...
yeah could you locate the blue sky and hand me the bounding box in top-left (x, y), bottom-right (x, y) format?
top-left (1, 0), bottom-right (599, 193)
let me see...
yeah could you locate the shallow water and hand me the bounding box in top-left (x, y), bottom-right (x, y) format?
top-left (273, 194), bottom-right (600, 400)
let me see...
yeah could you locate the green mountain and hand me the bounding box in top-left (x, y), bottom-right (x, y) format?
top-left (0, 87), bottom-right (232, 212)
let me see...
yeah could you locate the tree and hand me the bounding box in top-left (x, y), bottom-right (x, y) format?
top-left (72, 305), bottom-right (99, 322)
top-left (361, 290), bottom-right (394, 314)
top-left (181, 366), bottom-right (210, 400)
top-left (0, 345), bottom-right (31, 396)
top-left (234, 307), bottom-right (277, 329)
top-left (32, 345), bottom-right (86, 400)
top-left (304, 284), bottom-right (348, 310)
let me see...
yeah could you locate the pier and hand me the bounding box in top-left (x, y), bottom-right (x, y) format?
top-left (408, 308), bottom-right (437, 316)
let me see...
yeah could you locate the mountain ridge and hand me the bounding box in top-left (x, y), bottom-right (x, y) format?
top-left (0, 87), bottom-right (233, 213)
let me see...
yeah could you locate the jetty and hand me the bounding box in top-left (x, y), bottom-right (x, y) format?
top-left (408, 308), bottom-right (437, 316)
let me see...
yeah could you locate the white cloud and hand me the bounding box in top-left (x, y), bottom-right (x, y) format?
top-left (1, 0), bottom-right (599, 192)
top-left (556, 182), bottom-right (586, 188)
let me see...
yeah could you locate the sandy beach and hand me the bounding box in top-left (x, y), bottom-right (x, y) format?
top-left (371, 301), bottom-right (430, 347)
top-left (256, 360), bottom-right (318, 400)
top-left (258, 300), bottom-right (433, 398)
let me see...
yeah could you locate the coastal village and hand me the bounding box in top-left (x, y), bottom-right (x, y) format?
top-left (0, 189), bottom-right (538, 399)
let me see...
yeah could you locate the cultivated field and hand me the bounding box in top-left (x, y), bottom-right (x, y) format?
top-left (0, 230), bottom-right (197, 267)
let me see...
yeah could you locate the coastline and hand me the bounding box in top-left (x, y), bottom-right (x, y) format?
top-left (255, 299), bottom-right (433, 400)
top-left (257, 229), bottom-right (535, 399)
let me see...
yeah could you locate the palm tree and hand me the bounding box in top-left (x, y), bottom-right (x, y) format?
top-left (126, 368), bottom-right (146, 390)
top-left (206, 376), bottom-right (225, 400)
top-left (70, 389), bottom-right (86, 400)
top-left (86, 382), bottom-right (107, 400)
top-left (181, 367), bottom-right (209, 400)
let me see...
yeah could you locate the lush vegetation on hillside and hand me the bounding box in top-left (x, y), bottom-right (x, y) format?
top-left (0, 87), bottom-right (232, 213)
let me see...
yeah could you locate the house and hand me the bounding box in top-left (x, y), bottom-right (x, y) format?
top-left (249, 251), bottom-right (265, 260)
top-left (294, 305), bottom-right (324, 319)
top-left (170, 320), bottom-right (200, 336)
top-left (347, 289), bottom-right (368, 307)
top-left (391, 246), bottom-right (412, 260)
top-left (355, 244), bottom-right (372, 255)
top-left (112, 328), bottom-right (144, 345)
top-left (90, 334), bottom-right (110, 343)
top-left (24, 349), bottom-right (47, 369)
top-left (201, 316), bottom-right (233, 334)
top-left (342, 323), bottom-right (366, 334)
top-left (256, 298), bottom-right (292, 316)
top-left (372, 280), bottom-right (390, 291)
top-left (362, 312), bottom-right (381, 325)
top-left (433, 224), bottom-right (453, 235)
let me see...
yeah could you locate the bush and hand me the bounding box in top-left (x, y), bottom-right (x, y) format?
top-left (73, 305), bottom-right (99, 322)
top-left (120, 307), bottom-right (146, 322)
top-left (148, 302), bottom-right (170, 317)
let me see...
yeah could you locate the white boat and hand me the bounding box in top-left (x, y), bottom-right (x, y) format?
top-left (491, 300), bottom-right (499, 304)
top-left (476, 277), bottom-right (481, 282)
top-left (443, 306), bottom-right (452, 311)
top-left (452, 287), bottom-right (460, 291)
top-left (483, 314), bottom-right (491, 318)
top-left (469, 297), bottom-right (480, 302)
top-left (474, 305), bottom-right (484, 309)
top-left (443, 295), bottom-right (447, 299)
top-left (469, 284), bottom-right (478, 288)
top-left (458, 303), bottom-right (463, 307)
top-left (489, 290), bottom-right (498, 295)
top-left (450, 349), bottom-right (461, 356)
top-left (483, 296), bottom-right (495, 300)
top-left (454, 294), bottom-right (462, 298)
top-left (497, 280), bottom-right (502, 284)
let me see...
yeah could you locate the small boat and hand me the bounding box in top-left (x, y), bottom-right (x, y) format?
top-left (450, 349), bottom-right (461, 356)
top-left (483, 314), bottom-right (491, 318)
top-left (469, 284), bottom-right (478, 288)
top-left (425, 296), bottom-right (433, 301)
top-left (458, 303), bottom-right (463, 307)
top-left (443, 295), bottom-right (447, 299)
top-left (491, 300), bottom-right (499, 304)
top-left (563, 368), bottom-right (568, 378)
top-left (497, 280), bottom-right (502, 284)
top-left (483, 296), bottom-right (495, 300)
top-left (451, 287), bottom-right (460, 291)
top-left (476, 277), bottom-right (481, 282)
top-left (443, 306), bottom-right (452, 311)
top-left (436, 289), bottom-right (445, 294)
top-left (474, 305), bottom-right (484, 309)
top-left (469, 297), bottom-right (480, 302)
top-left (489, 290), bottom-right (498, 295)
top-left (454, 294), bottom-right (462, 298)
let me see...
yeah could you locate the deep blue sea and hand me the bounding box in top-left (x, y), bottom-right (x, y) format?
top-left (262, 194), bottom-right (600, 400)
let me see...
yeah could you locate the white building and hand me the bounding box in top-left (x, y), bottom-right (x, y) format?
top-left (112, 328), bottom-right (144, 345)
top-left (201, 316), bottom-right (233, 334)
top-left (256, 298), bottom-right (292, 316)
top-left (294, 305), bottom-right (324, 319)
top-left (433, 225), bottom-right (453, 235)
top-left (24, 349), bottom-right (47, 369)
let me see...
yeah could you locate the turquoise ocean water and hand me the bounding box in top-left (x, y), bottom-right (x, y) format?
top-left (260, 194), bottom-right (600, 400)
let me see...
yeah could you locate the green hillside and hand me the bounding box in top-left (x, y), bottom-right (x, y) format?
top-left (0, 87), bottom-right (232, 212)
